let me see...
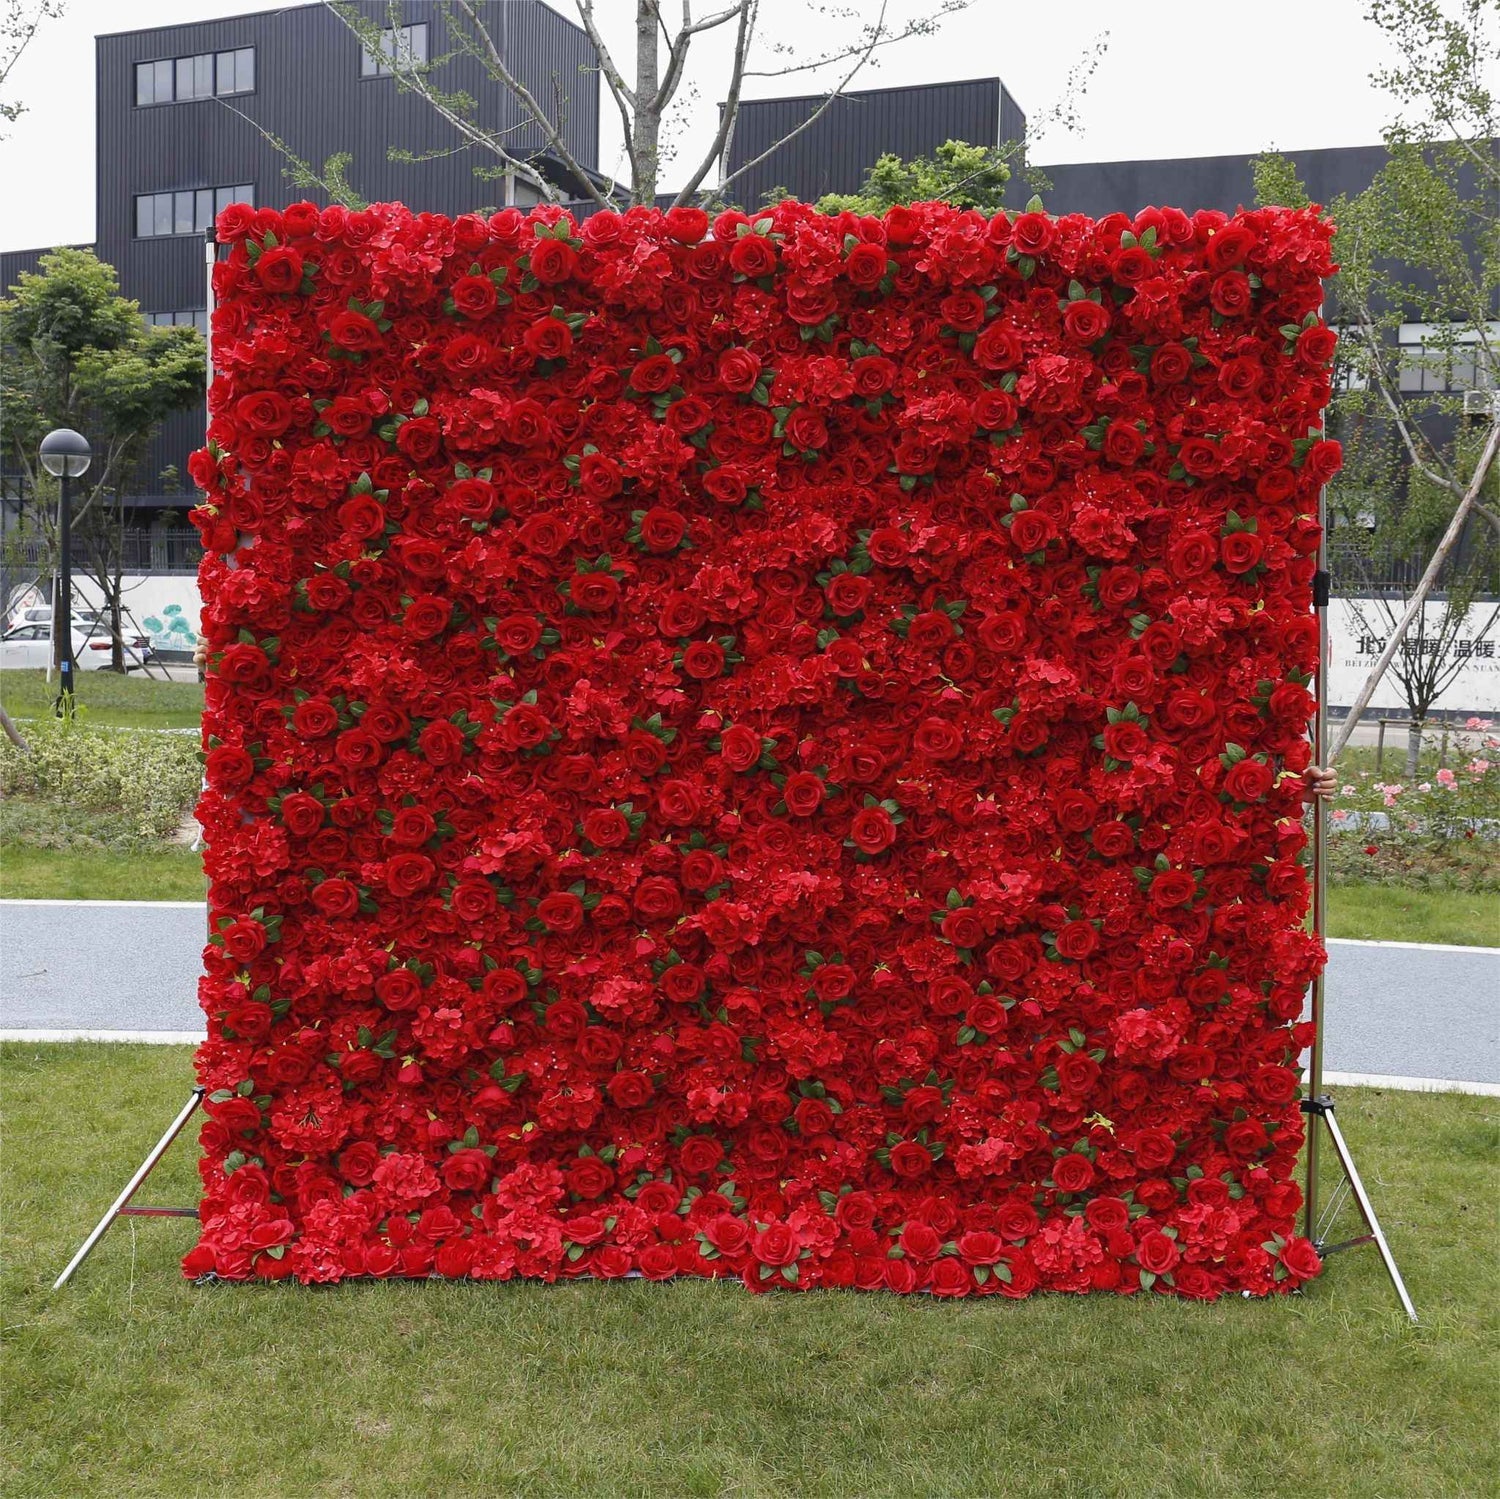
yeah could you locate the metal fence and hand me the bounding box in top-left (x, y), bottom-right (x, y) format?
top-left (1, 527), bottom-right (204, 576)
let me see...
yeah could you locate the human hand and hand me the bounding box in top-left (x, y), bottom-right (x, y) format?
top-left (1303, 765), bottom-right (1336, 801)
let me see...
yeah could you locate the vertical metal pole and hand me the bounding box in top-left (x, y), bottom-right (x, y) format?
top-left (56, 469), bottom-right (74, 716)
top-left (204, 228), bottom-right (216, 385)
top-left (1304, 469), bottom-right (1330, 1241)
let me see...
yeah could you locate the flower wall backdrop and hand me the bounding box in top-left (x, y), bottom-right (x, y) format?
top-left (186, 197), bottom-right (1337, 1297)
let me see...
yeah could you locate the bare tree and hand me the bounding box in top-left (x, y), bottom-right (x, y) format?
top-left (1346, 588), bottom-right (1500, 776)
top-left (0, 0), bottom-right (64, 135)
top-left (322, 0), bottom-right (976, 209)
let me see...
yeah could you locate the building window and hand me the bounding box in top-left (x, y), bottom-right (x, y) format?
top-left (1398, 322), bottom-right (1499, 394)
top-left (134, 184), bottom-right (254, 238)
top-left (145, 309), bottom-right (209, 336)
top-left (216, 48), bottom-right (255, 96)
top-left (361, 23), bottom-right (427, 77)
top-left (135, 47), bottom-right (254, 106)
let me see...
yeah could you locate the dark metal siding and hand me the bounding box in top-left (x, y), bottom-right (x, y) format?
top-left (91, 0), bottom-right (599, 507)
top-left (1008, 144), bottom-right (1393, 219)
top-left (0, 244), bottom-right (94, 296)
top-left (725, 77), bottom-right (1010, 209)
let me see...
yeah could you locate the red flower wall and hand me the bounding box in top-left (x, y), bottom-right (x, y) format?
top-left (186, 197), bottom-right (1336, 1298)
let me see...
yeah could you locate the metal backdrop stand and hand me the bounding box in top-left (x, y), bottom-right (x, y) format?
top-left (52, 1088), bottom-right (205, 1289)
top-left (1302, 476), bottom-right (1418, 1323)
top-left (52, 232), bottom-right (220, 1292)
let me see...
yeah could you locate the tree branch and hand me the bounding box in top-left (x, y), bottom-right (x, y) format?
top-left (672, 0), bottom-right (757, 205)
top-left (450, 0), bottom-right (614, 208)
top-left (744, 0), bottom-right (973, 77)
top-left (705, 0), bottom-right (891, 200)
top-left (1353, 304), bottom-right (1465, 496)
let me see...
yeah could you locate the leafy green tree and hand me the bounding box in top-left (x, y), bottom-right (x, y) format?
top-left (0, 248), bottom-right (204, 669)
top-left (816, 138), bottom-right (1014, 215)
top-left (1253, 0), bottom-right (1500, 768)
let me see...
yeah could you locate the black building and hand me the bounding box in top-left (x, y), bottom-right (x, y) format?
top-left (723, 76), bottom-right (1025, 209)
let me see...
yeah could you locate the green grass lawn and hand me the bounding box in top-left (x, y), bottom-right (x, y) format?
top-left (1326, 882), bottom-right (1500, 946)
top-left (1, 1043), bottom-right (1494, 1498)
top-left (0, 669), bottom-right (204, 730)
top-left (0, 844), bottom-right (205, 901)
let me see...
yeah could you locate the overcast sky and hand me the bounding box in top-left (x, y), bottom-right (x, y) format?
top-left (0, 0), bottom-right (1422, 252)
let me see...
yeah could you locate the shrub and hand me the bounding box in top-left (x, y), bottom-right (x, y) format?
top-left (0, 719), bottom-right (200, 839)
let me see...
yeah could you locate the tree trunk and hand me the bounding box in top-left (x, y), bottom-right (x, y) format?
top-left (1405, 719), bottom-right (1424, 781)
top-left (109, 582), bottom-right (125, 673)
top-left (631, 1), bottom-right (660, 205)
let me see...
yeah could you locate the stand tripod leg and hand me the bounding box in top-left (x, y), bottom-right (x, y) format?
top-left (1317, 1102), bottom-right (1419, 1324)
top-left (53, 1086), bottom-right (205, 1291)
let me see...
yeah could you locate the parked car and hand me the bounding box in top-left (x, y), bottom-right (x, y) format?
top-left (0, 616), bottom-right (154, 671)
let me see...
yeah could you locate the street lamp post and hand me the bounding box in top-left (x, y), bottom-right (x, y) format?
top-left (39, 428), bottom-right (93, 718)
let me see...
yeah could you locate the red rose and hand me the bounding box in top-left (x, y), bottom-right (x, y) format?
top-left (1223, 757), bottom-right (1274, 803)
top-left (1221, 531), bottom-right (1265, 574)
top-left (1063, 298), bottom-right (1111, 344)
top-left (639, 507), bottom-right (687, 551)
top-left (1010, 212), bottom-right (1055, 255)
top-left (729, 235), bottom-right (778, 278)
top-left (220, 918), bottom-right (266, 961)
top-left (1135, 1231), bottom-right (1180, 1275)
top-left (278, 792), bottom-right (324, 837)
top-left (782, 772), bottom-right (824, 817)
top-left (570, 572), bottom-right (620, 612)
top-left (537, 891), bottom-right (584, 933)
top-left (704, 1214), bottom-right (751, 1255)
top-left (845, 242), bottom-right (889, 287)
top-left (254, 246), bottom-right (304, 294)
top-left (607, 1071), bottom-right (653, 1108)
top-left (1085, 1197), bottom-right (1130, 1234)
top-left (941, 909), bottom-right (984, 950)
top-left (1009, 510), bottom-right (1054, 553)
top-left (311, 878), bottom-right (359, 918)
top-left (929, 1257), bottom-right (972, 1298)
top-left (441, 1149), bottom-right (493, 1192)
top-left (1280, 1236), bottom-right (1322, 1280)
top-left (1054, 919), bottom-right (1098, 960)
top-left (565, 1156), bottom-right (614, 1199)
top-left (888, 1141), bottom-right (932, 1179)
top-left (679, 1135), bottom-right (723, 1175)
top-left (418, 721), bottom-right (466, 766)
top-left (450, 274), bottom-right (498, 318)
top-left (718, 348), bottom-right (762, 392)
top-left (1131, 1130), bottom-right (1177, 1171)
top-left (631, 354), bottom-right (678, 394)
top-left (751, 1223), bottom-right (800, 1267)
top-left (849, 805), bottom-right (896, 854)
top-left (1051, 1153), bottom-right (1096, 1193)
top-left (235, 390), bottom-right (293, 434)
top-left (528, 237), bottom-right (577, 284)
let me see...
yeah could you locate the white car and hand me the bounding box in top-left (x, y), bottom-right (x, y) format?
top-left (0, 617), bottom-right (154, 672)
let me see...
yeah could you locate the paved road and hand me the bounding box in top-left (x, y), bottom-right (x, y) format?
top-left (1, 900), bottom-right (1496, 1088)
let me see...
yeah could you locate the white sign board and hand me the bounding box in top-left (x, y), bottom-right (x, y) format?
top-left (1328, 598), bottom-right (1500, 716)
